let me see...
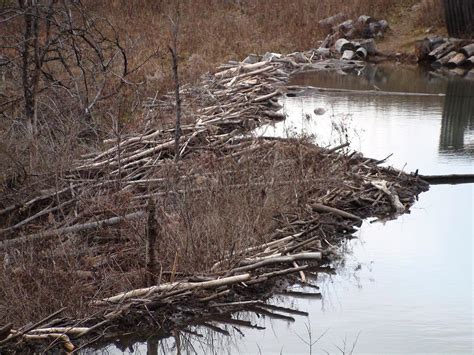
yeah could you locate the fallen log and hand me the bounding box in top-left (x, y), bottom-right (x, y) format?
top-left (96, 273), bottom-right (251, 304)
top-left (447, 52), bottom-right (466, 67)
top-left (29, 327), bottom-right (90, 336)
top-left (460, 43), bottom-right (474, 57)
top-left (0, 308), bottom-right (66, 346)
top-left (428, 41), bottom-right (455, 60)
top-left (434, 51), bottom-right (457, 66)
top-left (229, 252), bottom-right (322, 274)
top-left (419, 174), bottom-right (474, 185)
top-left (311, 202), bottom-right (361, 220)
top-left (0, 211), bottom-right (146, 249)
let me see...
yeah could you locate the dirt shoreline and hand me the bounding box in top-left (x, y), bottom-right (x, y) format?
top-left (0, 51), bottom-right (429, 353)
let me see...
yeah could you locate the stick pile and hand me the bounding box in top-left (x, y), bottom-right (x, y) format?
top-left (0, 50), bottom-right (429, 353)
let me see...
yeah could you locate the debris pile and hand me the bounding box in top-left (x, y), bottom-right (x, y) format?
top-left (0, 49), bottom-right (429, 352)
top-left (0, 138), bottom-right (429, 352)
top-left (317, 13), bottom-right (389, 61)
top-left (416, 37), bottom-right (474, 76)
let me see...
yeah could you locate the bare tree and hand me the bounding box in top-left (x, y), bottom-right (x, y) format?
top-left (0, 0), bottom-right (129, 142)
top-left (168, 3), bottom-right (181, 162)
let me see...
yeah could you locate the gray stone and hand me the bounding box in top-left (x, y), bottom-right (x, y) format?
top-left (242, 54), bottom-right (260, 64)
top-left (313, 107), bottom-right (326, 115)
top-left (262, 52), bottom-right (282, 62)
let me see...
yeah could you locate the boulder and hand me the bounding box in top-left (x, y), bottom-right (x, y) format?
top-left (262, 52), bottom-right (282, 62)
top-left (242, 54), bottom-right (260, 64)
top-left (359, 39), bottom-right (377, 55)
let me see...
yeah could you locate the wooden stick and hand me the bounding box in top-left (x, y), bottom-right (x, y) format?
top-left (419, 174), bottom-right (474, 185)
top-left (0, 307), bottom-right (66, 345)
top-left (0, 211), bottom-right (146, 249)
top-left (230, 252), bottom-right (322, 274)
top-left (96, 273), bottom-right (251, 304)
top-left (311, 202), bottom-right (361, 220)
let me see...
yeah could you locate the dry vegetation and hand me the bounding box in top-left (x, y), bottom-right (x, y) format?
top-left (0, 0), bottom-right (434, 351)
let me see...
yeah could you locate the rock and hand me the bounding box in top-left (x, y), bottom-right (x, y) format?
top-left (428, 36), bottom-right (445, 49)
top-left (369, 22), bottom-right (382, 37)
top-left (313, 107), bottom-right (326, 115)
top-left (262, 52), bottom-right (282, 62)
top-left (460, 43), bottom-right (474, 57)
top-left (465, 69), bottom-right (474, 80)
top-left (379, 19), bottom-right (389, 32)
top-left (315, 48), bottom-right (330, 58)
top-left (318, 13), bottom-right (348, 31)
top-left (359, 39), bottom-right (377, 55)
top-left (289, 52), bottom-right (308, 63)
top-left (357, 15), bottom-right (376, 25)
top-left (344, 28), bottom-right (358, 39)
top-left (242, 54), bottom-right (260, 64)
top-left (449, 67), bottom-right (467, 76)
top-left (333, 19), bottom-right (354, 34)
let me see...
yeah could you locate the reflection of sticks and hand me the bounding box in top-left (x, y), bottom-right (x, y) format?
top-left (200, 322), bottom-right (230, 336)
top-left (276, 290), bottom-right (323, 299)
top-left (248, 306), bottom-right (296, 322)
top-left (256, 302), bottom-right (309, 316)
top-left (287, 85), bottom-right (446, 97)
top-left (210, 316), bottom-right (265, 330)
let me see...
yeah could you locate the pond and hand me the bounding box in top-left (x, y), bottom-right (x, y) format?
top-left (92, 65), bottom-right (473, 354)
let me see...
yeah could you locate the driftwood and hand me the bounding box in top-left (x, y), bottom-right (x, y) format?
top-left (311, 203), bottom-right (361, 220)
top-left (96, 273), bottom-right (252, 305)
top-left (371, 180), bottom-right (405, 214)
top-left (419, 174), bottom-right (474, 185)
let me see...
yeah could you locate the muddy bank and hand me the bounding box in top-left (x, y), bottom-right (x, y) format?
top-left (0, 51), bottom-right (429, 353)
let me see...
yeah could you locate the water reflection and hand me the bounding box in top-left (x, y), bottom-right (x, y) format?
top-left (290, 64), bottom-right (449, 94)
top-left (440, 79), bottom-right (474, 154)
top-left (258, 65), bottom-right (473, 175)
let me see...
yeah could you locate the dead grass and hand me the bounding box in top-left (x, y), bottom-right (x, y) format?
top-left (91, 0), bottom-right (404, 86)
top-left (415, 0), bottom-right (445, 28)
top-left (0, 138), bottom-right (339, 325)
top-left (0, 0), bottom-right (428, 190)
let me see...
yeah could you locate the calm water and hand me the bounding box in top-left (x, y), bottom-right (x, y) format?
top-left (94, 65), bottom-right (473, 354)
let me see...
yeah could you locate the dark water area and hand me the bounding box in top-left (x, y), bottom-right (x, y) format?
top-left (90, 65), bottom-right (473, 354)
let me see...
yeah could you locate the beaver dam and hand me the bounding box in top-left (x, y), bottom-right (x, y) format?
top-left (0, 50), bottom-right (452, 353)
